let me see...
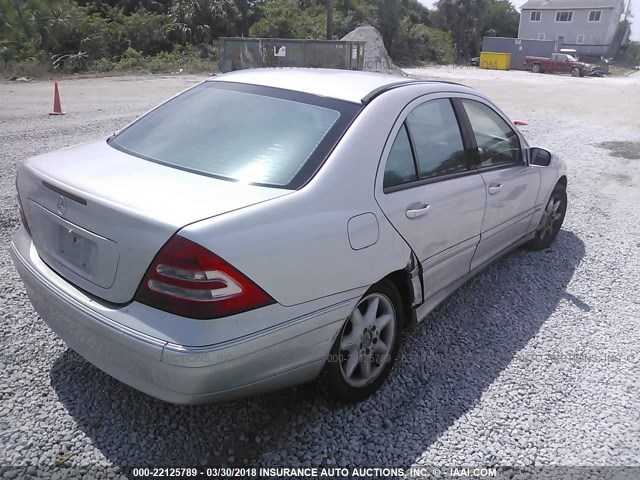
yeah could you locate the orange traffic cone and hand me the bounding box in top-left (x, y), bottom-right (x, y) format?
top-left (49, 82), bottom-right (65, 115)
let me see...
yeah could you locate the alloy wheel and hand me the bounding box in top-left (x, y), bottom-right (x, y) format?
top-left (539, 194), bottom-right (565, 241)
top-left (339, 293), bottom-right (397, 388)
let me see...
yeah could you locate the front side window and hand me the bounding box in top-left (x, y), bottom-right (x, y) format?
top-left (461, 100), bottom-right (522, 168)
top-left (589, 10), bottom-right (602, 21)
top-left (530, 11), bottom-right (541, 21)
top-left (556, 11), bottom-right (573, 22)
top-left (406, 99), bottom-right (467, 179)
top-left (109, 82), bottom-right (360, 188)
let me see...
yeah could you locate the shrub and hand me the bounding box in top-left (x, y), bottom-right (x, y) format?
top-left (0, 57), bottom-right (50, 77)
top-left (117, 47), bottom-right (143, 69)
top-left (86, 45), bottom-right (217, 75)
top-left (122, 11), bottom-right (174, 56)
top-left (90, 57), bottom-right (116, 72)
top-left (0, 44), bottom-right (17, 69)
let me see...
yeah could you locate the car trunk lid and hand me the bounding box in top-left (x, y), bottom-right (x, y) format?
top-left (18, 139), bottom-right (291, 304)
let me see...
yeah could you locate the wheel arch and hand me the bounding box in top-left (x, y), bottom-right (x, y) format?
top-left (558, 175), bottom-right (567, 188)
top-left (380, 258), bottom-right (421, 330)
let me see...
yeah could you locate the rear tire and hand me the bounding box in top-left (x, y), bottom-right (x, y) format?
top-left (321, 279), bottom-right (403, 403)
top-left (525, 183), bottom-right (567, 250)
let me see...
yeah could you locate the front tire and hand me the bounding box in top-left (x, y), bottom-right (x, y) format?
top-left (322, 279), bottom-right (403, 403)
top-left (571, 67), bottom-right (581, 77)
top-left (532, 63), bottom-right (541, 74)
top-left (525, 183), bottom-right (567, 250)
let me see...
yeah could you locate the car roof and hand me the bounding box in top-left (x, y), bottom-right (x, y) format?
top-left (209, 68), bottom-right (470, 104)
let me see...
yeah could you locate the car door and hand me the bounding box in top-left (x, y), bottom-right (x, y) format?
top-left (375, 96), bottom-right (486, 300)
top-left (556, 54), bottom-right (570, 73)
top-left (456, 97), bottom-right (541, 271)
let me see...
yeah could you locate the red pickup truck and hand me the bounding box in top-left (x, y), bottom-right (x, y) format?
top-left (524, 53), bottom-right (597, 77)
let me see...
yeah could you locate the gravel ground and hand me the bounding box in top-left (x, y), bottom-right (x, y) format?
top-left (1, 70), bottom-right (639, 478)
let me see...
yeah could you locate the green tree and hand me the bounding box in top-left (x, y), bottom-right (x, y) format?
top-left (482, 0), bottom-right (519, 38)
top-left (234, 0), bottom-right (253, 37)
top-left (610, 18), bottom-right (630, 57)
top-left (77, 0), bottom-right (172, 15)
top-left (376, 0), bottom-right (403, 51)
top-left (627, 41), bottom-right (640, 63)
top-left (171, 0), bottom-right (238, 44)
top-left (392, 17), bottom-right (453, 65)
top-left (0, 0), bottom-right (86, 60)
top-left (250, 0), bottom-right (375, 40)
top-left (250, 0), bottom-right (299, 38)
top-left (403, 0), bottom-right (431, 26)
top-left (0, 0), bottom-right (468, 73)
top-left (434, 0), bottom-right (484, 56)
top-left (326, 0), bottom-right (333, 39)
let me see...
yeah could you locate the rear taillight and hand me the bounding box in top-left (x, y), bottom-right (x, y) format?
top-left (134, 235), bottom-right (274, 319)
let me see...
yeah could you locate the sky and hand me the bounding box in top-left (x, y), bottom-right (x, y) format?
top-left (418, 0), bottom-right (639, 41)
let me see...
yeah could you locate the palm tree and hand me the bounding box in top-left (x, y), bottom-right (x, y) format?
top-left (326, 0), bottom-right (333, 39)
top-left (171, 0), bottom-right (238, 44)
top-left (437, 0), bottom-right (485, 60)
top-left (471, 0), bottom-right (486, 55)
top-left (235, 0), bottom-right (250, 36)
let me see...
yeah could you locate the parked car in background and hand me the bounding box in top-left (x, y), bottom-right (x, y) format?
top-left (470, 57), bottom-right (480, 67)
top-left (11, 69), bottom-right (568, 405)
top-left (525, 52), bottom-right (598, 77)
top-left (560, 49), bottom-right (611, 75)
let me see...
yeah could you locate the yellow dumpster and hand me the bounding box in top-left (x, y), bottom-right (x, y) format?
top-left (479, 52), bottom-right (511, 70)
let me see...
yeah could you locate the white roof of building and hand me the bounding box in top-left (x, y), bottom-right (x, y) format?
top-left (521, 0), bottom-right (622, 9)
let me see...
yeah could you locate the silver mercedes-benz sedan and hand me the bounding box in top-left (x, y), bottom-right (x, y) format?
top-left (10, 69), bottom-right (567, 405)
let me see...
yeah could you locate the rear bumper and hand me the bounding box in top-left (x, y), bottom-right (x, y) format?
top-left (10, 227), bottom-right (352, 404)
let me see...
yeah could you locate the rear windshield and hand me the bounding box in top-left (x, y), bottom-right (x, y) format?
top-left (108, 81), bottom-right (361, 189)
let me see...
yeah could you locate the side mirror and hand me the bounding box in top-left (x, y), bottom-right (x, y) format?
top-left (530, 147), bottom-right (552, 166)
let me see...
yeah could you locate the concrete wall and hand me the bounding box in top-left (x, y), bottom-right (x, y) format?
top-left (218, 38), bottom-right (366, 73)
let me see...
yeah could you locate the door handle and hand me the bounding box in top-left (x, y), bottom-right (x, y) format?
top-left (488, 183), bottom-right (502, 195)
top-left (405, 204), bottom-right (431, 219)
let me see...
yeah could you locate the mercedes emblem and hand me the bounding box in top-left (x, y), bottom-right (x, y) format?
top-left (56, 195), bottom-right (67, 216)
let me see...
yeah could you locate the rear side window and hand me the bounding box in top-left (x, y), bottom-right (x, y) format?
top-left (382, 98), bottom-right (471, 191)
top-left (109, 82), bottom-right (360, 189)
top-left (383, 125), bottom-right (418, 189)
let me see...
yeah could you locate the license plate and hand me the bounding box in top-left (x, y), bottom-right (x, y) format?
top-left (57, 226), bottom-right (92, 269)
